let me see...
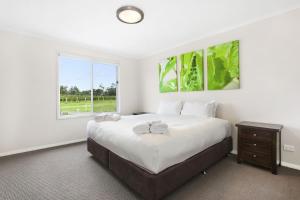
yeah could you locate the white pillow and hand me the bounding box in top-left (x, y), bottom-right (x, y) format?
top-left (181, 101), bottom-right (217, 118)
top-left (157, 101), bottom-right (183, 115)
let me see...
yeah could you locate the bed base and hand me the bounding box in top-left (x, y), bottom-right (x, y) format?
top-left (87, 137), bottom-right (232, 200)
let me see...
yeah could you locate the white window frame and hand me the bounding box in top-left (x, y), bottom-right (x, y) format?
top-left (56, 53), bottom-right (120, 120)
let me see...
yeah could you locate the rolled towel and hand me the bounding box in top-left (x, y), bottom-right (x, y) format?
top-left (133, 122), bottom-right (150, 134)
top-left (94, 113), bottom-right (108, 122)
top-left (150, 122), bottom-right (168, 134)
top-left (151, 120), bottom-right (162, 125)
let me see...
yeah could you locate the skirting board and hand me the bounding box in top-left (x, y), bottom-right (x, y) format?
top-left (231, 149), bottom-right (300, 171)
top-left (231, 150), bottom-right (237, 155)
top-left (0, 138), bottom-right (86, 158)
top-left (281, 162), bottom-right (300, 171)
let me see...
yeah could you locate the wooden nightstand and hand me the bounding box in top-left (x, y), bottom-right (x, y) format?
top-left (236, 121), bottom-right (283, 174)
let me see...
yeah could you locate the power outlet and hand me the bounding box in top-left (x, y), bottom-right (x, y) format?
top-left (283, 145), bottom-right (295, 152)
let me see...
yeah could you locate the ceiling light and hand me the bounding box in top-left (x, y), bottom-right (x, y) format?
top-left (117, 6), bottom-right (144, 24)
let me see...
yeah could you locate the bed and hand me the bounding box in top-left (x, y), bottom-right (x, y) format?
top-left (87, 114), bottom-right (232, 200)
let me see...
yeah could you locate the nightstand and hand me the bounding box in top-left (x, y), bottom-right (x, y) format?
top-left (236, 121), bottom-right (283, 174)
top-left (132, 112), bottom-right (149, 115)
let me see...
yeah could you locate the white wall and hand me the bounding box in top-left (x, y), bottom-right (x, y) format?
top-left (0, 30), bottom-right (140, 155)
top-left (138, 9), bottom-right (300, 166)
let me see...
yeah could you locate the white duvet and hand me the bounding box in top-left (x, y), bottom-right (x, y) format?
top-left (87, 114), bottom-right (231, 174)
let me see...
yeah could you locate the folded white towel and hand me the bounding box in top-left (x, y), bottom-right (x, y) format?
top-left (132, 120), bottom-right (168, 134)
top-left (105, 114), bottom-right (121, 121)
top-left (150, 122), bottom-right (168, 134)
top-left (94, 113), bottom-right (106, 122)
top-left (132, 122), bottom-right (150, 134)
top-left (95, 113), bottom-right (121, 122)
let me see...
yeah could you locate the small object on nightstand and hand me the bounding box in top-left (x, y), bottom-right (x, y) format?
top-left (236, 121), bottom-right (283, 175)
top-left (132, 112), bottom-right (149, 115)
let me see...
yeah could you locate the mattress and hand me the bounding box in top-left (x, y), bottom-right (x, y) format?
top-left (87, 114), bottom-right (231, 174)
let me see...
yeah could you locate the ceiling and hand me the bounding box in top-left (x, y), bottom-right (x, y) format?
top-left (0, 0), bottom-right (299, 59)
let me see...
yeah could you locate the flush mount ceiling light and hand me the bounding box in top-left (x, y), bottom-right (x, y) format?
top-left (117, 6), bottom-right (144, 24)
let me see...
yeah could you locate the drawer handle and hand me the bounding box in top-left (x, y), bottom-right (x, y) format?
top-left (253, 144), bottom-right (257, 146)
top-left (253, 154), bottom-right (257, 158)
top-left (253, 133), bottom-right (257, 137)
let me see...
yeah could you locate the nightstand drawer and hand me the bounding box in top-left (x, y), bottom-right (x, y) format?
top-left (240, 150), bottom-right (271, 168)
top-left (240, 128), bottom-right (272, 142)
top-left (240, 140), bottom-right (271, 155)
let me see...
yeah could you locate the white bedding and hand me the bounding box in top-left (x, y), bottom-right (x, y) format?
top-left (87, 114), bottom-right (231, 174)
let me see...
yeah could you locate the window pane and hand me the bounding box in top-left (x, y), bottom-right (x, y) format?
top-left (59, 56), bottom-right (91, 116)
top-left (93, 63), bottom-right (117, 113)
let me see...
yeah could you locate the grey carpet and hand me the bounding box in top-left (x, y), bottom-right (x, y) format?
top-left (0, 143), bottom-right (299, 200)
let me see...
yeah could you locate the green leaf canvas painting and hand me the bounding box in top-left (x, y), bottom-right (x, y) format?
top-left (159, 56), bottom-right (178, 93)
top-left (180, 50), bottom-right (204, 91)
top-left (207, 40), bottom-right (240, 90)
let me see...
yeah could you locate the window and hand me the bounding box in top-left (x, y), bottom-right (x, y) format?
top-left (58, 55), bottom-right (118, 118)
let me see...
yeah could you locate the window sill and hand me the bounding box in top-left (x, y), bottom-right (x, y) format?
top-left (57, 113), bottom-right (94, 120)
top-left (57, 112), bottom-right (119, 120)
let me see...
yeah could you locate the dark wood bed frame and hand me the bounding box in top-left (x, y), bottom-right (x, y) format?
top-left (87, 137), bottom-right (232, 200)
